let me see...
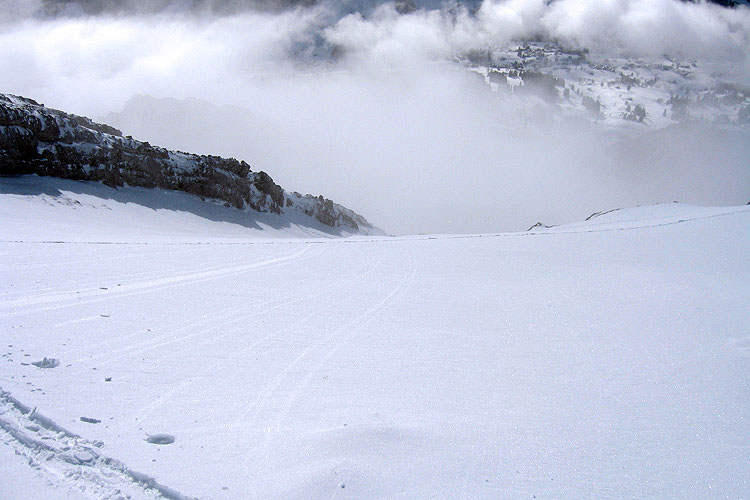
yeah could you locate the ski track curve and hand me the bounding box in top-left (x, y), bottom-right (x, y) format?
top-left (29, 246), bottom-right (321, 366)
top-left (59, 269), bottom-right (317, 366)
top-left (225, 250), bottom-right (390, 432)
top-left (239, 246), bottom-right (417, 493)
top-left (134, 254), bottom-right (387, 423)
top-left (0, 241), bottom-right (331, 499)
top-left (56, 247), bottom-right (329, 375)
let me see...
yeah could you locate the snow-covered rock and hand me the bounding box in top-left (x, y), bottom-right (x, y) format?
top-left (0, 94), bottom-right (382, 236)
top-left (465, 42), bottom-right (750, 133)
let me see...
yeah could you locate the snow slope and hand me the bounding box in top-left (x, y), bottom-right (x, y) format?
top-left (0, 176), bottom-right (378, 243)
top-left (1, 179), bottom-right (749, 500)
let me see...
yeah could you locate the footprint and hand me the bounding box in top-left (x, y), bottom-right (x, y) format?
top-left (146, 434), bottom-right (175, 445)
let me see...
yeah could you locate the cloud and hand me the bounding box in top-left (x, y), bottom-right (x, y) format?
top-left (4, 0), bottom-right (750, 66)
top-left (320, 0), bottom-right (750, 65)
top-left (35, 0), bottom-right (317, 17)
top-left (0, 0), bottom-right (748, 233)
top-left (0, 7), bottom-right (330, 111)
top-left (540, 0), bottom-right (750, 60)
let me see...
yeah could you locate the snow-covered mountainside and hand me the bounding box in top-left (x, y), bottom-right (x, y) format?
top-left (0, 94), bottom-right (382, 236)
top-left (1, 196), bottom-right (748, 500)
top-left (464, 41), bottom-right (750, 133)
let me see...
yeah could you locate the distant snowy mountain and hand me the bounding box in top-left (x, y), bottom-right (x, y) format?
top-left (0, 94), bottom-right (383, 236)
top-left (463, 42), bottom-right (750, 133)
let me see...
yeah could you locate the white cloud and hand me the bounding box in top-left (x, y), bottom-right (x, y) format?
top-left (321, 0), bottom-right (750, 66)
top-left (0, 0), bottom-right (748, 233)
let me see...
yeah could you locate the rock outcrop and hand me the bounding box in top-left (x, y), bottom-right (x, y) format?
top-left (0, 94), bottom-right (380, 235)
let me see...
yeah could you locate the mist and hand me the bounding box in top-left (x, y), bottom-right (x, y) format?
top-left (1, 0), bottom-right (748, 234)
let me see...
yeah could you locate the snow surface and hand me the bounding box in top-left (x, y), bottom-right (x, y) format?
top-left (1, 177), bottom-right (749, 500)
top-left (0, 176), bottom-right (367, 243)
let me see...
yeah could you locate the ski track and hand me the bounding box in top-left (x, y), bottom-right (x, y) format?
top-left (2, 243), bottom-right (316, 311)
top-left (2, 205), bottom-right (748, 500)
top-left (134, 254), bottom-right (388, 424)
top-left (0, 389), bottom-right (196, 500)
top-left (0, 243), bottom-right (215, 273)
top-left (0, 244), bottom-right (319, 317)
top-left (226, 250), bottom-right (392, 431)
top-left (1, 245), bottom-right (260, 302)
top-left (59, 247), bottom-right (329, 373)
top-left (58, 267), bottom-right (318, 365)
top-left (241, 247), bottom-right (417, 493)
top-left (7, 246), bottom-right (326, 371)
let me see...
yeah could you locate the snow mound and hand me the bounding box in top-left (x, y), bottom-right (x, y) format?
top-left (531, 202), bottom-right (750, 234)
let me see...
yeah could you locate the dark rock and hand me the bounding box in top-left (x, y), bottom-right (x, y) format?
top-left (252, 170), bottom-right (284, 213)
top-left (669, 95), bottom-right (689, 121)
top-left (624, 103), bottom-right (647, 123)
top-left (517, 71), bottom-right (564, 103)
top-left (488, 70), bottom-right (507, 86)
top-left (527, 222), bottom-right (552, 231)
top-left (582, 95), bottom-right (602, 117)
top-left (31, 357), bottom-right (59, 368)
top-left (395, 0), bottom-right (416, 14)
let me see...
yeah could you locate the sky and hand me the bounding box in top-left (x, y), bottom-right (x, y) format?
top-left (0, 0), bottom-right (749, 234)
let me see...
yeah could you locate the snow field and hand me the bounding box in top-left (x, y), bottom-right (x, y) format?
top-left (1, 182), bottom-right (749, 500)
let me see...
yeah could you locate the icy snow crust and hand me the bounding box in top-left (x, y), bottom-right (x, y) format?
top-left (1, 178), bottom-right (749, 500)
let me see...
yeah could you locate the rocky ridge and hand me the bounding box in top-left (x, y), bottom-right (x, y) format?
top-left (0, 94), bottom-right (379, 235)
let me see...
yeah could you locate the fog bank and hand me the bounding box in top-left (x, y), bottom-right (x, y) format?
top-left (0, 0), bottom-right (748, 233)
